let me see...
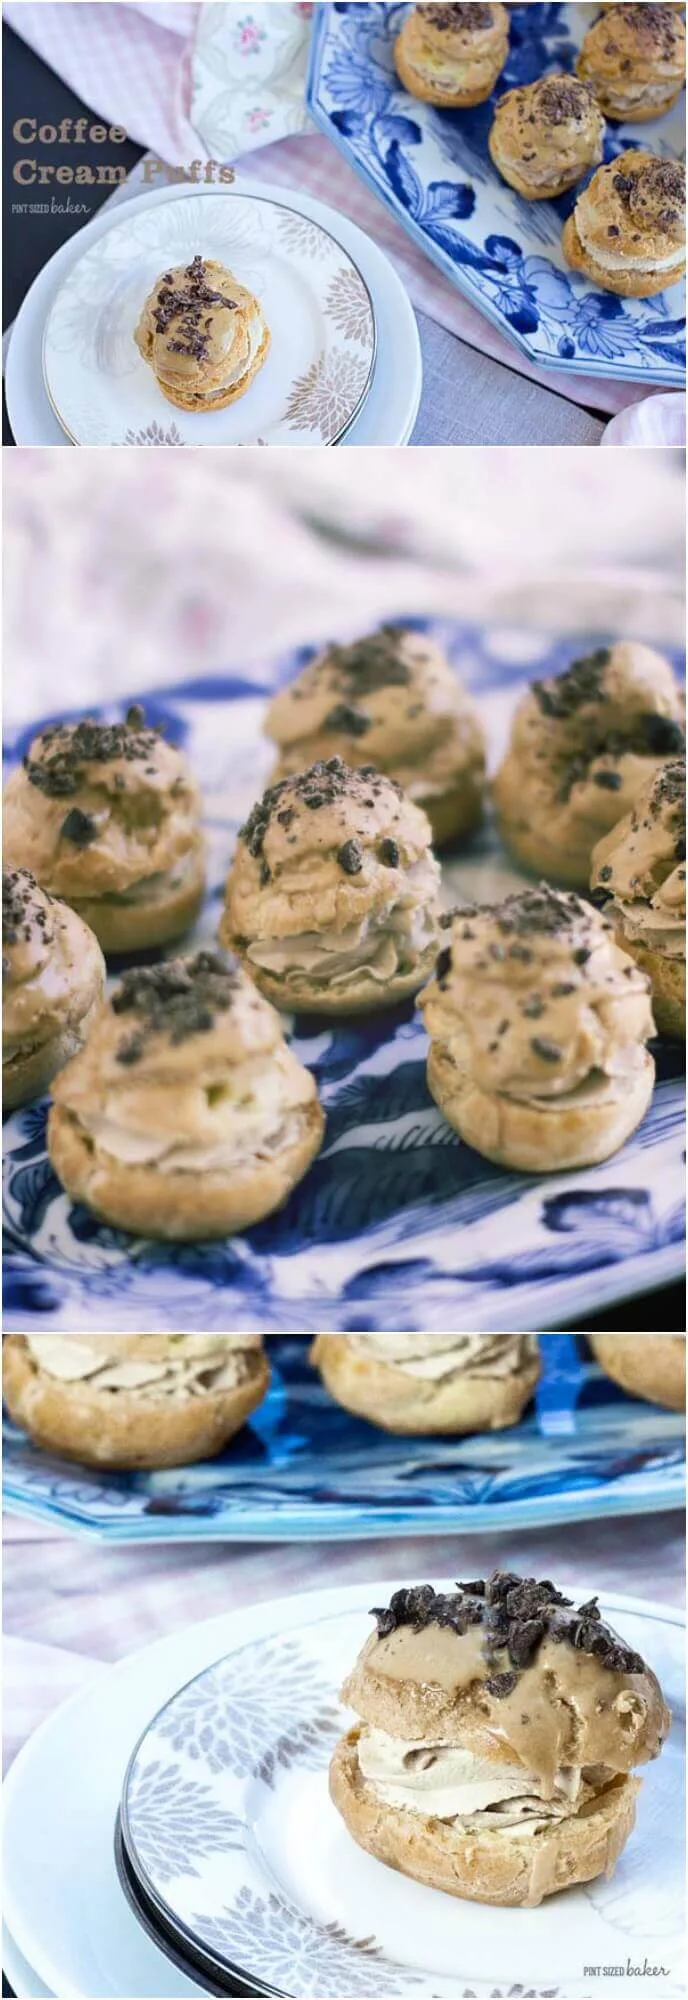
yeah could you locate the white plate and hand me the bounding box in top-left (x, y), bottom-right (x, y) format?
top-left (5, 179), bottom-right (421, 449)
top-left (42, 190), bottom-right (376, 447)
top-left (3, 1584), bottom-right (684, 2000)
top-left (2, 1923), bottom-right (53, 1999)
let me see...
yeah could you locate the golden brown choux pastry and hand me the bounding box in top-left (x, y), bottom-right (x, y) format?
top-left (2, 1334), bottom-right (271, 1468)
top-left (3, 707), bottom-right (205, 955)
top-left (265, 625), bottom-right (486, 849)
top-left (395, 3), bottom-right (509, 108)
top-left (3, 867), bottom-right (105, 1112)
top-left (489, 73), bottom-right (605, 198)
top-left (311, 1334), bottom-right (539, 1433)
top-left (222, 756), bottom-right (443, 1014)
top-left (562, 150), bottom-right (686, 297)
top-left (588, 1333), bottom-right (685, 1413)
top-left (420, 883), bottom-right (656, 1173)
top-left (330, 1572), bottom-right (670, 1907)
top-left (134, 255), bottom-right (270, 412)
top-left (591, 757), bottom-right (685, 1039)
top-left (47, 949), bottom-right (324, 1240)
top-left (576, 5), bottom-right (686, 122)
top-left (492, 641), bottom-right (684, 888)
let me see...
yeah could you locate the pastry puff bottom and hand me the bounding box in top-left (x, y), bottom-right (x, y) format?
top-left (69, 844), bottom-right (206, 954)
top-left (2, 1336), bottom-right (271, 1469)
top-left (588, 1334), bottom-right (686, 1414)
top-left (562, 212), bottom-right (686, 299)
top-left (311, 1336), bottom-right (539, 1434)
top-left (47, 1096), bottom-right (324, 1241)
top-left (426, 1037), bottom-right (655, 1174)
top-left (4, 994), bottom-right (103, 1114)
top-left (157, 323), bottom-right (271, 415)
top-left (330, 1732), bottom-right (639, 1909)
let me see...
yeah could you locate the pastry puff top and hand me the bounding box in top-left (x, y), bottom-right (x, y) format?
top-left (420, 882), bottom-right (655, 1101)
top-left (490, 72), bottom-right (604, 166)
top-left (266, 625), bottom-right (485, 775)
top-left (135, 256), bottom-right (260, 394)
top-left (570, 151), bottom-right (686, 266)
top-left (2, 707), bottom-right (202, 901)
top-left (577, 5), bottom-right (686, 93)
top-left (408, 3), bottom-right (509, 61)
top-left (591, 757), bottom-right (686, 940)
top-left (3, 867), bottom-right (104, 1061)
top-left (227, 756), bottom-right (439, 943)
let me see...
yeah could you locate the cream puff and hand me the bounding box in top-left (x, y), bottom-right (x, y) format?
top-left (562, 150), bottom-right (686, 297)
top-left (420, 884), bottom-right (656, 1173)
top-left (488, 74), bottom-right (605, 199)
top-left (3, 706), bottom-right (205, 955)
top-left (47, 948), bottom-right (324, 1240)
top-left (492, 641), bottom-right (685, 888)
top-left (311, 1334), bottom-right (539, 1433)
top-left (3, 868), bottom-right (105, 1112)
top-left (134, 255), bottom-right (270, 413)
top-left (395, 3), bottom-right (509, 108)
top-left (265, 625), bottom-right (486, 849)
top-left (222, 757), bottom-right (443, 1015)
top-left (576, 6), bottom-right (686, 123)
top-left (588, 1333), bottom-right (685, 1413)
top-left (2, 1334), bottom-right (271, 1468)
top-left (591, 757), bottom-right (685, 1039)
top-left (330, 1573), bottom-right (670, 1907)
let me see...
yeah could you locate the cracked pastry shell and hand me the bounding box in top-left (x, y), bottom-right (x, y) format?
top-left (562, 150), bottom-right (686, 298)
top-left (576, 5), bottom-right (686, 122)
top-left (3, 868), bottom-right (105, 1111)
top-left (222, 757), bottom-right (443, 1015)
top-left (395, 2), bottom-right (509, 108)
top-left (47, 951), bottom-right (324, 1240)
top-left (265, 625), bottom-right (486, 849)
top-left (2, 1335), bottom-right (271, 1469)
top-left (591, 757), bottom-right (685, 1039)
top-left (2, 709), bottom-right (206, 954)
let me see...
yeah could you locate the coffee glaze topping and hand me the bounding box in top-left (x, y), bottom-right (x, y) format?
top-left (355, 1574), bottom-right (669, 1792)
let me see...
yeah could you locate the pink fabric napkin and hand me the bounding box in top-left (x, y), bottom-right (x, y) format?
top-left (5, 0), bottom-right (680, 422)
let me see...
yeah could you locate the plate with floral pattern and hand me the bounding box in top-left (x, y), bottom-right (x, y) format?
top-left (307, 2), bottom-right (686, 386)
top-left (118, 1584), bottom-right (685, 1999)
top-left (42, 187), bottom-right (376, 447)
top-left (2, 618), bottom-right (685, 1335)
top-left (2, 1334), bottom-right (686, 1542)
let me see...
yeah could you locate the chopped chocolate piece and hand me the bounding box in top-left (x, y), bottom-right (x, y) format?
top-left (324, 625), bottom-right (410, 696)
top-left (598, 865), bottom-right (613, 883)
top-left (594, 770), bottom-right (622, 791)
top-left (3, 867), bottom-right (53, 949)
top-left (435, 945), bottom-right (452, 987)
top-left (531, 1037), bottom-right (562, 1063)
top-left (338, 839), bottom-right (363, 875)
top-left (533, 649), bottom-right (610, 720)
top-left (60, 807), bottom-right (97, 846)
top-left (419, 1), bottom-right (492, 25)
top-left (483, 1672), bottom-right (517, 1698)
top-left (24, 712), bottom-right (160, 797)
top-left (641, 714), bottom-right (685, 756)
top-left (379, 838), bottom-right (400, 867)
top-left (324, 704), bottom-right (371, 737)
top-left (111, 948), bottom-right (240, 1055)
top-left (538, 76), bottom-right (592, 124)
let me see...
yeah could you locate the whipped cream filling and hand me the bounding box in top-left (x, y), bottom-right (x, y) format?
top-left (357, 1728), bottom-right (590, 1832)
top-left (247, 858), bottom-right (440, 990)
top-left (348, 1334), bottom-right (535, 1380)
top-left (77, 1054), bottom-right (310, 1174)
top-left (25, 1334), bottom-right (260, 1398)
top-left (577, 218), bottom-right (685, 276)
top-left (607, 895), bottom-right (685, 962)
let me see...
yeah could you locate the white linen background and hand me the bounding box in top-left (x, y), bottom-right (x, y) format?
top-left (3, 448), bottom-right (685, 729)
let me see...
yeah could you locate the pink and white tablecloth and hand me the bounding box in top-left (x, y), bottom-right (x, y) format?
top-left (3, 1510), bottom-right (684, 1774)
top-left (5, 0), bottom-right (685, 433)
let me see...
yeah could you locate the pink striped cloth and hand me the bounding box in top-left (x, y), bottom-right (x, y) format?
top-left (3, 1511), bottom-right (684, 1772)
top-left (5, 0), bottom-right (679, 421)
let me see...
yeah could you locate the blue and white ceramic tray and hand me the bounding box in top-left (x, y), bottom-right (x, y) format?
top-left (307, 3), bottom-right (686, 386)
top-left (117, 1584), bottom-right (685, 1999)
top-left (2, 618), bottom-right (685, 1335)
top-left (2, 1335), bottom-right (685, 1540)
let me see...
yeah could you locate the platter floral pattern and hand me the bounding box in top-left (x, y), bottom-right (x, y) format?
top-left (307, 3), bottom-right (686, 385)
top-left (119, 1595), bottom-right (684, 1998)
top-left (42, 190), bottom-right (376, 447)
top-left (2, 618), bottom-right (685, 1336)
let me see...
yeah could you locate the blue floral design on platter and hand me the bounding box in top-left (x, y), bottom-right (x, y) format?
top-left (307, 3), bottom-right (686, 384)
top-left (2, 1336), bottom-right (685, 1541)
top-left (2, 622), bottom-right (685, 1335)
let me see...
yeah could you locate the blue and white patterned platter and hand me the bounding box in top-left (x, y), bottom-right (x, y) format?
top-left (307, 3), bottom-right (686, 386)
top-left (2, 1335), bottom-right (685, 1540)
top-left (119, 1583), bottom-right (685, 1999)
top-left (2, 618), bottom-right (685, 1334)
